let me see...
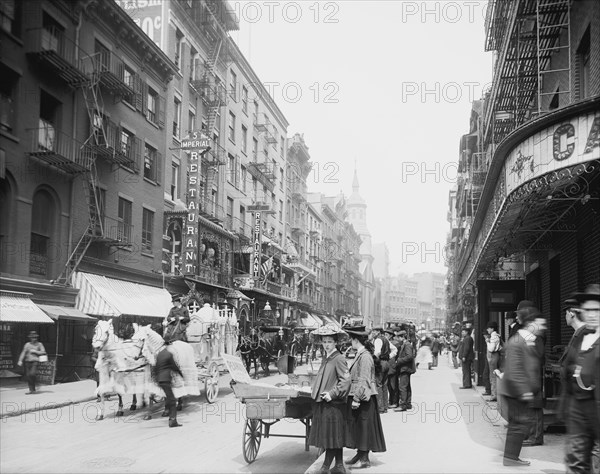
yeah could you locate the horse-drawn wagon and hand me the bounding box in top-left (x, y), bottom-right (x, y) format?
top-left (185, 302), bottom-right (239, 403)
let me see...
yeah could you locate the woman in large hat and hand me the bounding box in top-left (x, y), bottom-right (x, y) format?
top-left (343, 326), bottom-right (386, 468)
top-left (308, 324), bottom-right (351, 474)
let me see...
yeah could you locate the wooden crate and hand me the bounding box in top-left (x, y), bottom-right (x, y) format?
top-left (245, 398), bottom-right (288, 419)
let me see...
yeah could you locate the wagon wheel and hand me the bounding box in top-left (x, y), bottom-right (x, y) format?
top-left (204, 361), bottom-right (220, 403)
top-left (242, 419), bottom-right (262, 464)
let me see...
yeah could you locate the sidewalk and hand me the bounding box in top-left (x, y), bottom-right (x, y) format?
top-left (306, 353), bottom-right (565, 474)
top-left (0, 356), bottom-right (323, 419)
top-left (0, 379), bottom-right (98, 418)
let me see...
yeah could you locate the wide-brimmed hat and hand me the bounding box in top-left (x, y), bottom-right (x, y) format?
top-left (28, 331), bottom-right (39, 338)
top-left (572, 284), bottom-right (600, 303)
top-left (311, 324), bottom-right (346, 340)
top-left (398, 330), bottom-right (407, 337)
top-left (343, 324), bottom-right (368, 338)
top-left (371, 327), bottom-right (383, 333)
top-left (171, 294), bottom-right (183, 302)
top-left (383, 329), bottom-right (395, 336)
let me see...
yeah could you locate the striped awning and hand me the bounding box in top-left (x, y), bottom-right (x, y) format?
top-left (38, 304), bottom-right (96, 321)
top-left (72, 272), bottom-right (172, 319)
top-left (0, 291), bottom-right (55, 324)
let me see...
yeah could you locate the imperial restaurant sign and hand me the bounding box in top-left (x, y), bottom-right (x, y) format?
top-left (183, 131), bottom-right (211, 275)
top-left (252, 212), bottom-right (262, 281)
top-left (505, 113), bottom-right (600, 195)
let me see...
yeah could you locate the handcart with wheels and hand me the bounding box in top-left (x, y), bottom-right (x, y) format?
top-left (232, 379), bottom-right (315, 464)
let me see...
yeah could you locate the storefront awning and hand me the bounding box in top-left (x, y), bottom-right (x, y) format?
top-left (0, 291), bottom-right (54, 324)
top-left (72, 272), bottom-right (172, 319)
top-left (299, 312), bottom-right (322, 329)
top-left (38, 304), bottom-right (96, 322)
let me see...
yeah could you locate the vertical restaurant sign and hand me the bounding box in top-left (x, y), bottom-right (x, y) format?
top-left (181, 131), bottom-right (210, 275)
top-left (116, 0), bottom-right (163, 49)
top-left (253, 212), bottom-right (262, 281)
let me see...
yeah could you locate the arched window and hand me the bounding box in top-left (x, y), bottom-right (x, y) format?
top-left (30, 190), bottom-right (56, 277)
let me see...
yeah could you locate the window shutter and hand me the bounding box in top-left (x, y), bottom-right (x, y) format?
top-left (156, 151), bottom-right (163, 184)
top-left (141, 81), bottom-right (148, 115)
top-left (133, 136), bottom-right (142, 173)
top-left (134, 76), bottom-right (143, 111)
top-left (158, 96), bottom-right (166, 129)
top-left (115, 126), bottom-right (122, 155)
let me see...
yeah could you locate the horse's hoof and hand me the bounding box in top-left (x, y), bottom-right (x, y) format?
top-left (143, 414), bottom-right (152, 420)
top-left (116, 411), bottom-right (124, 417)
top-left (130, 405), bottom-right (137, 411)
top-left (96, 415), bottom-right (104, 421)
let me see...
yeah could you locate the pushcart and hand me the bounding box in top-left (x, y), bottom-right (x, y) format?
top-left (232, 374), bottom-right (318, 464)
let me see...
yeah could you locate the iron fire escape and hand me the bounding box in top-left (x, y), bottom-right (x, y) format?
top-left (483, 0), bottom-right (572, 149)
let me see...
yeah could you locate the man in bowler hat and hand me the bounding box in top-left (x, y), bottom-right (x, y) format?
top-left (499, 303), bottom-right (546, 466)
top-left (560, 284), bottom-right (600, 473)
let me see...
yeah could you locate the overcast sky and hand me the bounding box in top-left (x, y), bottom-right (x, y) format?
top-left (229, 0), bottom-right (493, 276)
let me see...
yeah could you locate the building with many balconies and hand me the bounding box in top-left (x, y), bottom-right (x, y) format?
top-left (1, 0), bottom-right (177, 380)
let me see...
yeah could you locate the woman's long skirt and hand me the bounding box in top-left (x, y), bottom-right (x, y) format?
top-left (308, 400), bottom-right (348, 449)
top-left (416, 346), bottom-right (433, 367)
top-left (345, 396), bottom-right (387, 452)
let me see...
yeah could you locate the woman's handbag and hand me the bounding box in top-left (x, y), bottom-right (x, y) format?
top-left (38, 354), bottom-right (48, 363)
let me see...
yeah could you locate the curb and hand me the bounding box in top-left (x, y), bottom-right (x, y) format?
top-left (1, 396), bottom-right (97, 419)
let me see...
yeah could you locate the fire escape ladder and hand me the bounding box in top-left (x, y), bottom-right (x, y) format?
top-left (55, 57), bottom-right (108, 286)
top-left (536, 0), bottom-right (571, 115)
top-left (82, 65), bottom-right (107, 148)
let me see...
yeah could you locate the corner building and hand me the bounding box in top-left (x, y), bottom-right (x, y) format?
top-left (447, 0), bottom-right (600, 406)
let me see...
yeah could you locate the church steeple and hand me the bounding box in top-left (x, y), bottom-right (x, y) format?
top-left (352, 166), bottom-right (359, 194)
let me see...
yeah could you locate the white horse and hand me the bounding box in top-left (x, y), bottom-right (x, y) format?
top-left (92, 319), bottom-right (158, 420)
top-left (136, 325), bottom-right (200, 402)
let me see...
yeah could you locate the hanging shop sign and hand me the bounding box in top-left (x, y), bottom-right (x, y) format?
top-left (182, 131), bottom-right (211, 275)
top-left (252, 212), bottom-right (262, 281)
top-left (505, 113), bottom-right (600, 195)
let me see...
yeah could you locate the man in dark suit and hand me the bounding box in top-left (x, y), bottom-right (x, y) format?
top-left (154, 336), bottom-right (184, 427)
top-left (499, 304), bottom-right (546, 467)
top-left (394, 331), bottom-right (415, 412)
top-left (507, 312), bottom-right (522, 340)
top-left (560, 284), bottom-right (600, 474)
top-left (458, 327), bottom-right (474, 389)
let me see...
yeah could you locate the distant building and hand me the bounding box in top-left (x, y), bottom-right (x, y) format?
top-left (372, 243), bottom-right (390, 279)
